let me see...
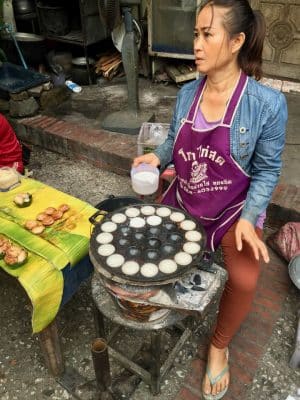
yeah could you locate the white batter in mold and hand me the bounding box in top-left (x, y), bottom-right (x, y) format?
top-left (156, 207), bottom-right (171, 217)
top-left (141, 206), bottom-right (155, 215)
top-left (101, 221), bottom-right (117, 233)
top-left (185, 230), bottom-right (202, 242)
top-left (96, 232), bottom-right (114, 244)
top-left (170, 212), bottom-right (185, 223)
top-left (180, 220), bottom-right (196, 231)
top-left (159, 259), bottom-right (178, 274)
top-left (140, 263), bottom-right (159, 278)
top-left (97, 244), bottom-right (115, 257)
top-left (130, 217), bottom-right (146, 228)
top-left (146, 215), bottom-right (162, 226)
top-left (125, 207), bottom-right (140, 218)
top-left (121, 261), bottom-right (140, 276)
top-left (183, 242), bottom-right (201, 255)
top-left (111, 213), bottom-right (127, 224)
top-left (174, 251), bottom-right (193, 265)
top-left (106, 254), bottom-right (125, 268)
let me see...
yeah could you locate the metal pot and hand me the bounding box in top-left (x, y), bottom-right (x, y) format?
top-left (71, 57), bottom-right (96, 85)
top-left (0, 33), bottom-right (46, 66)
top-left (13, 0), bottom-right (36, 15)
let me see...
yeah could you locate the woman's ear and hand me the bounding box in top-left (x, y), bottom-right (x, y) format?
top-left (232, 32), bottom-right (246, 54)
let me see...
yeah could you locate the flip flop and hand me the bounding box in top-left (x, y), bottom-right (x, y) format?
top-left (202, 349), bottom-right (229, 400)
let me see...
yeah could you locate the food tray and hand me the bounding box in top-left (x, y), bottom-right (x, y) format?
top-left (0, 62), bottom-right (49, 93)
top-left (89, 204), bottom-right (206, 285)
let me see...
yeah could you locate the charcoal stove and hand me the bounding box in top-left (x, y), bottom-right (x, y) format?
top-left (89, 203), bottom-right (227, 394)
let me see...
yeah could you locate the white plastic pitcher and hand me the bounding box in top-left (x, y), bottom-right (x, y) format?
top-left (131, 163), bottom-right (159, 195)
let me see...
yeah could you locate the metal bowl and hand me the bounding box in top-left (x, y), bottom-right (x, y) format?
top-left (288, 255), bottom-right (300, 290)
top-left (0, 33), bottom-right (46, 66)
top-left (72, 57), bottom-right (95, 67)
top-left (3, 32), bottom-right (45, 42)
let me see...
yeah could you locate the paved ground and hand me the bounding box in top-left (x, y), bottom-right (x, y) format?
top-left (0, 147), bottom-right (299, 400)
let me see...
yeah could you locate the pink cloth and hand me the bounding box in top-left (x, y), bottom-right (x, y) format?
top-left (0, 114), bottom-right (23, 173)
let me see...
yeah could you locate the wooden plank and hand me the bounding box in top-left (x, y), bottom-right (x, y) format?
top-left (165, 65), bottom-right (197, 83)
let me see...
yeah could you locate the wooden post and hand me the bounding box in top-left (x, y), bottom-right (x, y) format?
top-left (37, 319), bottom-right (65, 376)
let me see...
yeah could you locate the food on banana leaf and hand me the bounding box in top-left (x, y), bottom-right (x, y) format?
top-left (13, 192), bottom-right (32, 208)
top-left (4, 245), bottom-right (28, 267)
top-left (52, 210), bottom-right (63, 220)
top-left (58, 204), bottom-right (70, 213)
top-left (44, 207), bottom-right (56, 215)
top-left (0, 242), bottom-right (10, 259)
top-left (36, 212), bottom-right (47, 221)
top-left (0, 236), bottom-right (11, 259)
top-left (24, 220), bottom-right (45, 234)
top-left (31, 224), bottom-right (45, 235)
top-left (0, 235), bottom-right (10, 248)
top-left (41, 215), bottom-right (54, 226)
top-left (25, 220), bottom-right (39, 230)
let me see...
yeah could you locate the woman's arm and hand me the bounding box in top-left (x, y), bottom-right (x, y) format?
top-left (241, 92), bottom-right (288, 225)
top-left (236, 92), bottom-right (287, 262)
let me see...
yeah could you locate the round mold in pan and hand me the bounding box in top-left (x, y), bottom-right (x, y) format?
top-left (89, 203), bottom-right (206, 285)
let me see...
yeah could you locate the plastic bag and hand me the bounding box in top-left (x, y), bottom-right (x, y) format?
top-left (267, 222), bottom-right (300, 262)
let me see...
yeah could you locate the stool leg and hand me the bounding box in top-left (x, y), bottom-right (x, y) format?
top-left (93, 303), bottom-right (106, 338)
top-left (150, 330), bottom-right (161, 395)
top-left (38, 319), bottom-right (64, 376)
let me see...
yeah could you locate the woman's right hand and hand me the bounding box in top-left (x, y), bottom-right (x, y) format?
top-left (132, 153), bottom-right (160, 168)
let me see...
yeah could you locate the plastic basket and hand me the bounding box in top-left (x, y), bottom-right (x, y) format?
top-left (137, 122), bottom-right (170, 156)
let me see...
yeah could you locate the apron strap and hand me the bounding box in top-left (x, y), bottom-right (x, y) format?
top-left (223, 72), bottom-right (248, 126)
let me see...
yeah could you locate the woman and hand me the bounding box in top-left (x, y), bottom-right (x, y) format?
top-left (0, 113), bottom-right (24, 174)
top-left (133, 0), bottom-right (288, 398)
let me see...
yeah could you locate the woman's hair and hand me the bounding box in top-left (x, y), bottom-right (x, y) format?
top-left (199, 0), bottom-right (266, 80)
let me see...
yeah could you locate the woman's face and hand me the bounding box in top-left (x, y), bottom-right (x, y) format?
top-left (194, 5), bottom-right (237, 74)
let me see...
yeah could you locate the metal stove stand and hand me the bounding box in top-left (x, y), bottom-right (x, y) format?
top-left (91, 274), bottom-right (191, 395)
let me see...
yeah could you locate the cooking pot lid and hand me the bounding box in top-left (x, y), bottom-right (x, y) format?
top-left (89, 203), bottom-right (206, 286)
top-left (72, 57), bottom-right (95, 66)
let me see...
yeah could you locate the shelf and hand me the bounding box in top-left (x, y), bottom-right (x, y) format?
top-left (44, 30), bottom-right (84, 45)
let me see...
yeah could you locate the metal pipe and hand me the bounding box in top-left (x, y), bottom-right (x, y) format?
top-left (91, 338), bottom-right (112, 392)
top-left (2, 24), bottom-right (28, 69)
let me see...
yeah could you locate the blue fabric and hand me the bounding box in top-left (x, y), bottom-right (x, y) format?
top-left (154, 75), bottom-right (288, 226)
top-left (61, 256), bottom-right (93, 307)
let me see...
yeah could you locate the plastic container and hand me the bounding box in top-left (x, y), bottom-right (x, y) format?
top-left (65, 80), bottom-right (82, 93)
top-left (131, 163), bottom-right (160, 195)
top-left (137, 122), bottom-right (170, 156)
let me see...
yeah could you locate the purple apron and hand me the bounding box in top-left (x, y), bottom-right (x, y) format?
top-left (162, 72), bottom-right (250, 251)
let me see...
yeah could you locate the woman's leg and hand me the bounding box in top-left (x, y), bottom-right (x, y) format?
top-left (203, 222), bottom-right (262, 396)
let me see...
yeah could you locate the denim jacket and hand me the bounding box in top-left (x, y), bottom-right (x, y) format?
top-left (154, 76), bottom-right (288, 226)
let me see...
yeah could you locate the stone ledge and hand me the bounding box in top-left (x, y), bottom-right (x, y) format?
top-left (10, 114), bottom-right (137, 176)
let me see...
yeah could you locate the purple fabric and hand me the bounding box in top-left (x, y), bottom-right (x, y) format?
top-left (194, 106), bottom-right (221, 130)
top-left (162, 72), bottom-right (251, 251)
top-left (256, 210), bottom-right (266, 229)
top-left (195, 106), bottom-right (266, 230)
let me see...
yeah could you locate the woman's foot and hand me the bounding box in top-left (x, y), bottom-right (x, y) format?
top-left (202, 344), bottom-right (230, 398)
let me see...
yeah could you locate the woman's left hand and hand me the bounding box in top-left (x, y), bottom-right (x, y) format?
top-left (235, 218), bottom-right (270, 263)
